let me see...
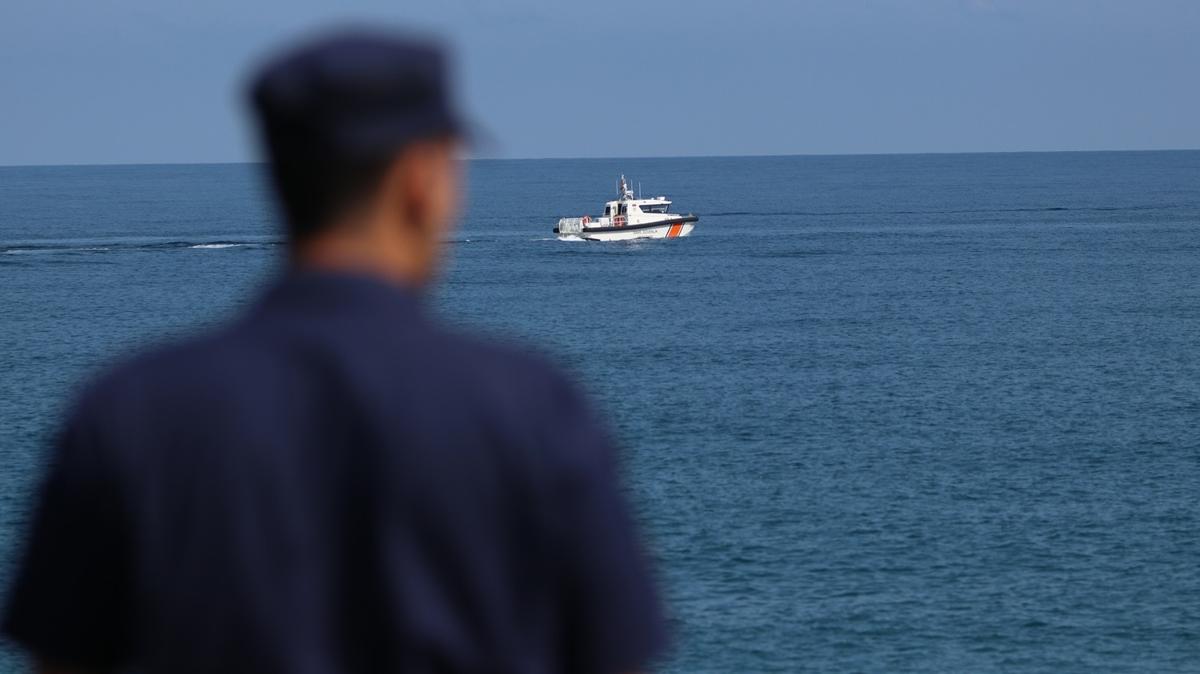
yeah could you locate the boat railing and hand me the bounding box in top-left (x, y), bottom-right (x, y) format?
top-left (556, 217), bottom-right (585, 235)
top-left (557, 214), bottom-right (634, 233)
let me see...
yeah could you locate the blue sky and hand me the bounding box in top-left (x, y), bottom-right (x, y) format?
top-left (1, 0), bottom-right (1197, 165)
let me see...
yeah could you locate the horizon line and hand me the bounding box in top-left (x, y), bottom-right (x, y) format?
top-left (2, 147), bottom-right (1198, 170)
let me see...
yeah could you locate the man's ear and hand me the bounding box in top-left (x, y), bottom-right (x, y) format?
top-left (387, 144), bottom-right (435, 235)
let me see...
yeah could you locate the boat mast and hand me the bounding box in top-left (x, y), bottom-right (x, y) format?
top-left (618, 174), bottom-right (634, 201)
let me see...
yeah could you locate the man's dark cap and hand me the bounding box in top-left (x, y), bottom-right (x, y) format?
top-left (249, 29), bottom-right (466, 160)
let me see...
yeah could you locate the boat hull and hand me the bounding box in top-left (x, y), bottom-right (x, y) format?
top-left (558, 216), bottom-right (698, 242)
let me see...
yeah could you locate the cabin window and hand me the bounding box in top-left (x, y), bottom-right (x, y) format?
top-left (618, 204), bottom-right (627, 216)
top-left (604, 206), bottom-right (611, 216)
top-left (640, 204), bottom-right (669, 214)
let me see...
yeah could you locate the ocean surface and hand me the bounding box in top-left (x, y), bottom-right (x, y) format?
top-left (2, 152), bottom-right (1199, 672)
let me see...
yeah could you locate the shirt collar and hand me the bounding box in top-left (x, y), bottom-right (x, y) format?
top-left (257, 268), bottom-right (426, 320)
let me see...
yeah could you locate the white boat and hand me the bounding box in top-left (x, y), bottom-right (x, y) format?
top-left (555, 175), bottom-right (699, 242)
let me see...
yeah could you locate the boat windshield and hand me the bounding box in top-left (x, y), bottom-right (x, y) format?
top-left (640, 203), bottom-right (669, 214)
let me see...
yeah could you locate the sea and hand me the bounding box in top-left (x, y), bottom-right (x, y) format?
top-left (1, 152), bottom-right (1199, 672)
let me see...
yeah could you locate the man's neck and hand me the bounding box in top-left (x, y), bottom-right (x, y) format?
top-left (292, 226), bottom-right (431, 289)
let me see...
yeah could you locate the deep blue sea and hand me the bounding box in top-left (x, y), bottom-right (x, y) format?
top-left (2, 152), bottom-right (1199, 672)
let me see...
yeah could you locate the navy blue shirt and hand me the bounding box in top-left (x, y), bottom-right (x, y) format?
top-left (4, 271), bottom-right (666, 673)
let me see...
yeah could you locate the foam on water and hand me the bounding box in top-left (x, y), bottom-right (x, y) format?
top-left (0, 238), bottom-right (281, 256)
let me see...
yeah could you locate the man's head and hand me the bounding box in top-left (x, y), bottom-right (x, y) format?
top-left (249, 30), bottom-right (465, 285)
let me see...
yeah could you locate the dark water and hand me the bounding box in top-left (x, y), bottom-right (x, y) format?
top-left (2, 152), bottom-right (1199, 672)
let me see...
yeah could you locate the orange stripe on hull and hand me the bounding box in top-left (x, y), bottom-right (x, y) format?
top-left (667, 223), bottom-right (683, 238)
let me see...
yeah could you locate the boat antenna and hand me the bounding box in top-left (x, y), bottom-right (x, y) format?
top-left (618, 174), bottom-right (633, 200)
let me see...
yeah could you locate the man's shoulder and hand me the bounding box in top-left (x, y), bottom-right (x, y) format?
top-left (415, 324), bottom-right (581, 411)
top-left (75, 316), bottom-right (582, 428)
top-left (434, 326), bottom-right (564, 381)
top-left (71, 325), bottom-right (254, 421)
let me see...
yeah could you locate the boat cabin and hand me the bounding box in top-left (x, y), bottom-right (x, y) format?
top-left (600, 175), bottom-right (675, 226)
top-left (603, 198), bottom-right (673, 218)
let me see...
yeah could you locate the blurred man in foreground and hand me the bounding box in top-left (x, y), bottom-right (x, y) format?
top-left (4, 30), bottom-right (666, 674)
